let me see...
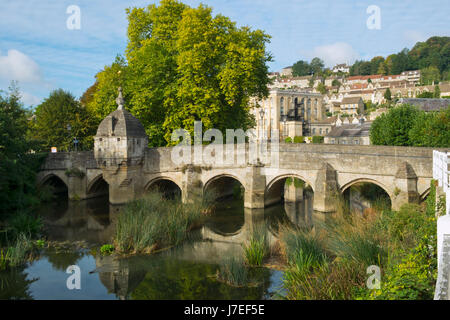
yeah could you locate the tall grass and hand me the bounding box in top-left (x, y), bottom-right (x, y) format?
top-left (217, 256), bottom-right (249, 287)
top-left (0, 233), bottom-right (33, 270)
top-left (242, 226), bottom-right (269, 266)
top-left (281, 227), bottom-right (327, 274)
top-left (115, 192), bottom-right (205, 254)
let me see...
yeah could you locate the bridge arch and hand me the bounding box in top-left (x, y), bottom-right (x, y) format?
top-left (265, 174), bottom-right (314, 207)
top-left (145, 176), bottom-right (182, 200)
top-left (203, 174), bottom-right (245, 202)
top-left (340, 178), bottom-right (392, 211)
top-left (38, 173), bottom-right (68, 197)
top-left (87, 174), bottom-right (109, 198)
top-left (340, 178), bottom-right (391, 197)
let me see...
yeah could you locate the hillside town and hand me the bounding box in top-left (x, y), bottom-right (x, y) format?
top-left (252, 64), bottom-right (450, 145)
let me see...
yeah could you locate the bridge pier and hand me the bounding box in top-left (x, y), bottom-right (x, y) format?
top-left (313, 163), bottom-right (339, 213)
top-left (181, 165), bottom-right (203, 204)
top-left (392, 161), bottom-right (420, 210)
top-left (244, 163), bottom-right (266, 209)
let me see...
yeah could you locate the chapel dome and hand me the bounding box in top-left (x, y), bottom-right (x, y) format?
top-left (95, 87), bottom-right (147, 138)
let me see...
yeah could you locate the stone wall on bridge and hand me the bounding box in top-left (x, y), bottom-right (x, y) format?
top-left (37, 143), bottom-right (447, 212)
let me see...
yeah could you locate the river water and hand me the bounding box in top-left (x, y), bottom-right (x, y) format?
top-left (0, 192), bottom-right (325, 300)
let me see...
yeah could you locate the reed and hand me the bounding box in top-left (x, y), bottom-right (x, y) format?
top-left (217, 256), bottom-right (249, 287)
top-left (242, 226), bottom-right (269, 266)
top-left (115, 192), bottom-right (205, 254)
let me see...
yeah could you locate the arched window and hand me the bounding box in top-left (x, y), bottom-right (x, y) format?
top-left (280, 97), bottom-right (284, 116)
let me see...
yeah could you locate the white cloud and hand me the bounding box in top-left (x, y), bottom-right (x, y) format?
top-left (20, 91), bottom-right (42, 106)
top-left (0, 49), bottom-right (43, 83)
top-left (310, 42), bottom-right (360, 68)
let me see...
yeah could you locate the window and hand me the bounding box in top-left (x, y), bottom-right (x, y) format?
top-left (326, 128), bottom-right (329, 134)
top-left (312, 128), bottom-right (316, 134)
top-left (355, 140), bottom-right (360, 145)
top-left (280, 97), bottom-right (284, 116)
top-left (319, 128), bottom-right (322, 134)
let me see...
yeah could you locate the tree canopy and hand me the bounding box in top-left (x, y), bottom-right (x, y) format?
top-left (31, 89), bottom-right (96, 152)
top-left (349, 36), bottom-right (450, 79)
top-left (370, 104), bottom-right (450, 147)
top-left (85, 0), bottom-right (272, 146)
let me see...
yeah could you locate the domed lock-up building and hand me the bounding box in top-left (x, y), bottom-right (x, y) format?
top-left (94, 87), bottom-right (149, 204)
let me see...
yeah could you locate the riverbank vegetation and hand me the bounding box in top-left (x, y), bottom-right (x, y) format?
top-left (0, 86), bottom-right (50, 270)
top-left (114, 192), bottom-right (207, 254)
top-left (279, 181), bottom-right (444, 300)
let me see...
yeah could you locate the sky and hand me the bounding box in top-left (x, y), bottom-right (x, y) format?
top-left (0, 0), bottom-right (449, 107)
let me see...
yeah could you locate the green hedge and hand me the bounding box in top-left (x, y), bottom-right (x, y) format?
top-left (294, 136), bottom-right (304, 143)
top-left (312, 136), bottom-right (324, 144)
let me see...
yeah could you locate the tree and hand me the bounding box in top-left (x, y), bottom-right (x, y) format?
top-left (370, 56), bottom-right (385, 74)
top-left (31, 89), bottom-right (96, 152)
top-left (310, 57), bottom-right (324, 75)
top-left (316, 82), bottom-right (327, 94)
top-left (87, 0), bottom-right (271, 146)
top-left (292, 60), bottom-right (311, 77)
top-left (409, 107), bottom-right (450, 147)
top-left (370, 105), bottom-right (421, 146)
top-left (384, 88), bottom-right (392, 101)
top-left (0, 85), bottom-right (43, 217)
top-left (420, 66), bottom-right (441, 85)
top-left (434, 85), bottom-right (441, 98)
top-left (331, 79), bottom-right (341, 88)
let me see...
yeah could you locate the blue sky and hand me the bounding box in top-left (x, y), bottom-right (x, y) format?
top-left (0, 0), bottom-right (449, 107)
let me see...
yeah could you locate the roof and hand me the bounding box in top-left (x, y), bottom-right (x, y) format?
top-left (341, 96), bottom-right (363, 104)
top-left (326, 121), bottom-right (372, 138)
top-left (96, 88), bottom-right (147, 138)
top-left (398, 98), bottom-right (450, 112)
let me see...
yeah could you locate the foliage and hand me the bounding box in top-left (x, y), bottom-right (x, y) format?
top-left (100, 244), bottom-right (115, 255)
top-left (0, 86), bottom-right (47, 218)
top-left (30, 89), bottom-right (96, 152)
top-left (292, 57), bottom-right (324, 77)
top-left (312, 136), bottom-right (324, 144)
top-left (293, 136), bottom-right (304, 143)
top-left (7, 212), bottom-right (43, 239)
top-left (407, 106), bottom-right (450, 147)
top-left (242, 226), bottom-right (269, 266)
top-left (86, 0), bottom-right (272, 147)
top-left (284, 137), bottom-right (292, 143)
top-left (115, 192), bottom-right (205, 253)
top-left (369, 104), bottom-right (420, 146)
top-left (217, 256), bottom-right (249, 287)
top-left (384, 88), bottom-right (392, 101)
top-left (420, 66), bottom-right (441, 85)
top-left (416, 91), bottom-right (434, 98)
top-left (348, 36), bottom-right (450, 80)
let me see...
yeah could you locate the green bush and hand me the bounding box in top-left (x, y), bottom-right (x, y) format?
top-left (8, 212), bottom-right (43, 239)
top-left (100, 244), bottom-right (115, 255)
top-left (284, 137), bottom-right (292, 143)
top-left (293, 136), bottom-right (304, 143)
top-left (312, 136), bottom-right (324, 144)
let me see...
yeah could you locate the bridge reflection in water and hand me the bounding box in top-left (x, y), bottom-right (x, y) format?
top-left (30, 186), bottom-right (325, 299)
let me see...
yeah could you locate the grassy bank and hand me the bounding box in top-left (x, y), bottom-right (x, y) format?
top-left (280, 181), bottom-right (444, 300)
top-left (114, 192), bottom-right (207, 254)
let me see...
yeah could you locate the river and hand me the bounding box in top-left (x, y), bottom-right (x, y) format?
top-left (0, 191), bottom-right (329, 300)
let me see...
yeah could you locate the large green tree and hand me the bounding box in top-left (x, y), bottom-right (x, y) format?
top-left (31, 89), bottom-right (96, 152)
top-left (0, 85), bottom-right (43, 217)
top-left (408, 107), bottom-right (450, 148)
top-left (86, 0), bottom-right (272, 146)
top-left (370, 105), bottom-right (420, 146)
top-left (292, 60), bottom-right (310, 77)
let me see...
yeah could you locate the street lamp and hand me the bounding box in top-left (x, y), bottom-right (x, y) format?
top-left (259, 108), bottom-right (265, 141)
top-left (281, 114), bottom-right (287, 139)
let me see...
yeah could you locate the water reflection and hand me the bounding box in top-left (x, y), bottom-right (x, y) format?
top-left (1, 189), bottom-right (323, 300)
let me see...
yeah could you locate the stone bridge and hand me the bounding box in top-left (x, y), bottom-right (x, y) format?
top-left (37, 143), bottom-right (443, 212)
